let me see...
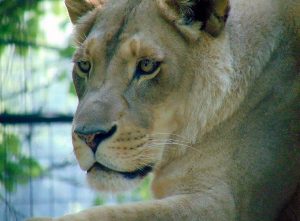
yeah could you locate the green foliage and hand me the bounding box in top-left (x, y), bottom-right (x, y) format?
top-left (0, 0), bottom-right (43, 56)
top-left (51, 1), bottom-right (64, 15)
top-left (0, 131), bottom-right (43, 192)
top-left (69, 82), bottom-right (77, 97)
top-left (59, 45), bottom-right (75, 58)
top-left (93, 196), bottom-right (105, 206)
top-left (0, 0), bottom-right (73, 57)
top-left (93, 176), bottom-right (152, 206)
top-left (133, 176), bottom-right (152, 200)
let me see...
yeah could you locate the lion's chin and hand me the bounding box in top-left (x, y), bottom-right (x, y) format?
top-left (86, 162), bottom-right (152, 192)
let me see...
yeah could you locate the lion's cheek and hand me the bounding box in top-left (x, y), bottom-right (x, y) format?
top-left (151, 102), bottom-right (184, 135)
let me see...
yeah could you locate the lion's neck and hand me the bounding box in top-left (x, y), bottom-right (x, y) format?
top-left (199, 0), bottom-right (299, 144)
top-left (153, 19), bottom-right (299, 200)
top-left (153, 47), bottom-right (299, 200)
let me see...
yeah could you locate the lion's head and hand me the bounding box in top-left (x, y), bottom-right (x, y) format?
top-left (66, 0), bottom-right (236, 192)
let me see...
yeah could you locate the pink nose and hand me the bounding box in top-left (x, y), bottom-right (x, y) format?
top-left (74, 125), bottom-right (117, 153)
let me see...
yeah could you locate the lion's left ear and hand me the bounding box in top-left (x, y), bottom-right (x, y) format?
top-left (166, 0), bottom-right (230, 37)
top-left (65, 0), bottom-right (103, 24)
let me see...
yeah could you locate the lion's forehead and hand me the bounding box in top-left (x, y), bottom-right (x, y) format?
top-left (73, 0), bottom-right (169, 62)
top-left (74, 0), bottom-right (143, 56)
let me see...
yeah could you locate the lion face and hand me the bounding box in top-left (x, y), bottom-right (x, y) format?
top-left (67, 0), bottom-right (232, 192)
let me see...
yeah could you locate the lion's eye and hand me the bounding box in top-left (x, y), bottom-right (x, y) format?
top-left (136, 59), bottom-right (161, 76)
top-left (77, 60), bottom-right (91, 75)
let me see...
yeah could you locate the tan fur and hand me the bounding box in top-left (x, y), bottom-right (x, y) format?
top-left (65, 0), bottom-right (105, 24)
top-left (29, 0), bottom-right (300, 220)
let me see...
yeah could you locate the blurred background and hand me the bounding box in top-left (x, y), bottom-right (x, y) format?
top-left (0, 1), bottom-right (151, 220)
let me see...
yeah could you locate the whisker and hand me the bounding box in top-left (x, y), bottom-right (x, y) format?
top-left (136, 162), bottom-right (154, 171)
top-left (148, 137), bottom-right (190, 144)
top-left (149, 141), bottom-right (190, 147)
top-left (149, 138), bottom-right (191, 144)
top-left (148, 137), bottom-right (192, 145)
top-left (150, 133), bottom-right (190, 142)
top-left (147, 144), bottom-right (201, 155)
top-left (146, 140), bottom-right (201, 154)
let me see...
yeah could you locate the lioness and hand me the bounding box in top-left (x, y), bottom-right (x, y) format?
top-left (30, 0), bottom-right (299, 220)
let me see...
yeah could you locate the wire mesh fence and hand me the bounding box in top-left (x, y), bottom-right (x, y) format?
top-left (0, 2), bottom-right (83, 219)
top-left (0, 41), bottom-right (97, 220)
top-left (0, 124), bottom-right (99, 220)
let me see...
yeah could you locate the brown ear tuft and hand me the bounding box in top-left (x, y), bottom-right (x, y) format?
top-left (65, 0), bottom-right (104, 24)
top-left (169, 0), bottom-right (230, 37)
top-left (202, 0), bottom-right (230, 37)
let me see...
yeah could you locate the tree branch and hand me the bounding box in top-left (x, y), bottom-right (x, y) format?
top-left (0, 113), bottom-right (73, 125)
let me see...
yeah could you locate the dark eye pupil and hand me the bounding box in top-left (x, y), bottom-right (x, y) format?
top-left (137, 59), bottom-right (160, 76)
top-left (78, 61), bottom-right (91, 73)
top-left (143, 60), bottom-right (150, 66)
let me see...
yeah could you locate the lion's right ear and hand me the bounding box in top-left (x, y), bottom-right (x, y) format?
top-left (65, 0), bottom-right (103, 24)
top-left (160, 0), bottom-right (230, 37)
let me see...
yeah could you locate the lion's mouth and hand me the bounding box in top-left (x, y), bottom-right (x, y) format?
top-left (87, 162), bottom-right (153, 179)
